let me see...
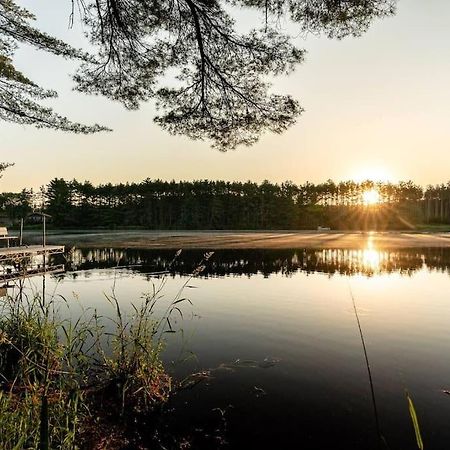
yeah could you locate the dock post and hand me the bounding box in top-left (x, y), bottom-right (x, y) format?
top-left (42, 216), bottom-right (46, 248)
top-left (42, 216), bottom-right (46, 280)
top-left (19, 218), bottom-right (23, 246)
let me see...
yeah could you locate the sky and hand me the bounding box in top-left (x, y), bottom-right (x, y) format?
top-left (1, 0), bottom-right (450, 191)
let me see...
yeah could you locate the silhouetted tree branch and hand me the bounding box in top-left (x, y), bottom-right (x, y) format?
top-left (1, 0), bottom-right (396, 148)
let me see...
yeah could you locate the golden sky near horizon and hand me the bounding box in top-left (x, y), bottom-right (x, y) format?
top-left (1, 0), bottom-right (450, 191)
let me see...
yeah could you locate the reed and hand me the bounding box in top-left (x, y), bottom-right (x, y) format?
top-left (0, 295), bottom-right (85, 449)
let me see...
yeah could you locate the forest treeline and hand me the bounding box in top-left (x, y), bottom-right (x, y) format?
top-left (1, 178), bottom-right (450, 230)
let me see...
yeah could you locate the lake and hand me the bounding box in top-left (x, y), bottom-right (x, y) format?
top-left (12, 245), bottom-right (450, 449)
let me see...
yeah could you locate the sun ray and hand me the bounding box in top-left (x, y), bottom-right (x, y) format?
top-left (362, 189), bottom-right (380, 205)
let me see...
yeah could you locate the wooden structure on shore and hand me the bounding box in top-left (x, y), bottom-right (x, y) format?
top-left (0, 214), bottom-right (65, 287)
top-left (1, 264), bottom-right (65, 283)
top-left (0, 245), bottom-right (65, 284)
top-left (0, 245), bottom-right (65, 262)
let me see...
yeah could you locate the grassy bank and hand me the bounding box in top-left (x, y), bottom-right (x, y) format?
top-left (415, 224), bottom-right (450, 232)
top-left (0, 291), bottom-right (173, 449)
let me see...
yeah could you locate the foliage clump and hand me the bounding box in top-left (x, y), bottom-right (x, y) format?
top-left (0, 288), bottom-right (174, 449)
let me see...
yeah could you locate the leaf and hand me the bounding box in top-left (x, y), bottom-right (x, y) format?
top-left (406, 391), bottom-right (424, 450)
top-left (12, 436), bottom-right (27, 450)
top-left (203, 251), bottom-right (214, 260)
top-left (173, 297), bottom-right (193, 305)
top-left (172, 306), bottom-right (183, 319)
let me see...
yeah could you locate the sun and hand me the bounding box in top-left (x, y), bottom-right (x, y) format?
top-left (362, 189), bottom-right (380, 205)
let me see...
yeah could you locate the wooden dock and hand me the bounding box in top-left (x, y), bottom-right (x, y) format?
top-left (0, 265), bottom-right (65, 283)
top-left (0, 245), bottom-right (65, 262)
top-left (0, 219), bottom-right (65, 288)
top-left (0, 245), bottom-right (65, 285)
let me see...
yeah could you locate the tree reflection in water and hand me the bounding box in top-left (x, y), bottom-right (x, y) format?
top-left (52, 246), bottom-right (450, 279)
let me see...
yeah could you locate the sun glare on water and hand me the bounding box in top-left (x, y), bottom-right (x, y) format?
top-left (362, 189), bottom-right (380, 205)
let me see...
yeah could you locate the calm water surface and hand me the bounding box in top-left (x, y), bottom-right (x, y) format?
top-left (13, 246), bottom-right (450, 449)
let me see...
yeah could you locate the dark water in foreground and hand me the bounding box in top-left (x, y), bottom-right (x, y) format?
top-left (13, 246), bottom-right (450, 449)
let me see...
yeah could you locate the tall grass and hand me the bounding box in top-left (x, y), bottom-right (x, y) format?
top-left (0, 250), bottom-right (213, 449)
top-left (0, 294), bottom-right (86, 449)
